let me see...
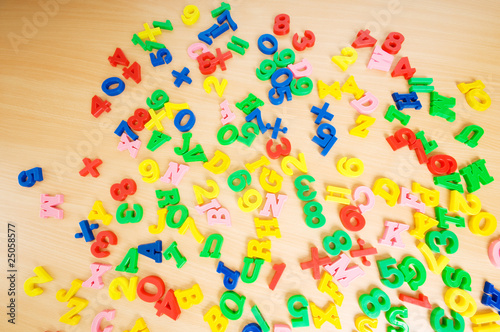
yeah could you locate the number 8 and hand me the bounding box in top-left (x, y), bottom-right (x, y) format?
top-left (359, 288), bottom-right (391, 319)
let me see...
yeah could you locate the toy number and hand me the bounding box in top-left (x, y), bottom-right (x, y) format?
top-left (193, 179), bottom-right (220, 205)
top-left (237, 189), bottom-right (263, 212)
top-left (337, 157), bottom-right (364, 177)
top-left (236, 122), bottom-right (260, 147)
top-left (266, 137), bottom-right (291, 159)
top-left (203, 76), bottom-right (228, 97)
top-left (382, 32), bottom-right (405, 55)
top-left (110, 178), bottom-right (137, 201)
top-left (287, 295), bottom-right (309, 327)
top-left (150, 48), bottom-right (172, 67)
top-left (138, 159), bottom-right (160, 183)
top-left (273, 14), bottom-right (290, 35)
top-left (340, 205), bottom-right (366, 231)
top-left (91, 230), bottom-right (118, 258)
top-left (386, 128), bottom-right (416, 150)
top-left (281, 153), bottom-right (308, 176)
top-left (127, 108), bottom-right (151, 131)
top-left (331, 46), bottom-right (358, 71)
top-left (359, 288), bottom-right (390, 319)
top-left (292, 30), bottom-right (315, 51)
top-left (304, 201), bottom-right (326, 228)
top-left (146, 89), bottom-right (169, 110)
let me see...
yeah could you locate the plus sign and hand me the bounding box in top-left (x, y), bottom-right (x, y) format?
top-left (311, 102), bottom-right (334, 124)
top-left (214, 48), bottom-right (233, 71)
top-left (137, 23), bottom-right (162, 42)
top-left (172, 67), bottom-right (192, 87)
top-left (300, 246), bottom-right (332, 280)
top-left (79, 158), bottom-right (102, 178)
top-left (75, 220), bottom-right (99, 242)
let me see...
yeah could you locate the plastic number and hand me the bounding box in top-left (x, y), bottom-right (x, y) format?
top-left (331, 46), bottom-right (358, 71)
top-left (127, 108), bottom-right (151, 131)
top-left (122, 61), bottom-right (141, 83)
top-left (359, 288), bottom-right (391, 319)
top-left (256, 59), bottom-right (276, 81)
top-left (91, 95), bottom-right (111, 118)
top-left (181, 5), bottom-right (200, 25)
top-left (386, 128), bottom-right (416, 150)
top-left (449, 191), bottom-right (481, 215)
top-left (268, 86), bottom-right (292, 105)
top-left (377, 257), bottom-right (405, 289)
top-left (337, 157), bottom-right (364, 177)
top-left (150, 48), bottom-right (172, 66)
top-left (56, 279), bottom-right (83, 302)
top-left (197, 52), bottom-right (216, 75)
top-left (227, 170), bottom-right (252, 192)
top-left (193, 180), bottom-right (220, 205)
top-left (203, 76), bottom-right (228, 97)
top-left (323, 230), bottom-right (352, 256)
top-left (444, 287), bottom-right (477, 318)
top-left (90, 231), bottom-right (118, 258)
top-left (236, 122), bottom-right (259, 147)
top-left (102, 77), bottom-right (125, 96)
top-left (430, 307), bottom-right (465, 332)
top-left (427, 154), bottom-right (457, 175)
top-left (138, 159), bottom-right (160, 183)
top-left (281, 153), bottom-right (308, 176)
top-left (340, 205), bottom-right (366, 231)
top-left (355, 315), bottom-right (378, 332)
top-left (271, 68), bottom-right (293, 87)
top-left (294, 174), bottom-right (317, 201)
top-left (425, 230), bottom-right (459, 254)
top-left (382, 32), bottom-right (405, 55)
top-left (312, 123), bottom-right (337, 156)
top-left (110, 178), bottom-right (137, 201)
top-left (287, 294), bottom-right (309, 328)
top-left (273, 49), bottom-right (296, 68)
top-left (304, 201), bottom-right (326, 228)
top-left (237, 189), bottom-right (263, 212)
top-left (147, 89), bottom-right (169, 110)
top-left (266, 137), bottom-right (291, 159)
top-left (217, 124), bottom-right (239, 145)
top-left (290, 77), bottom-right (313, 96)
top-left (273, 14), bottom-right (290, 35)
top-left (292, 30), bottom-right (315, 51)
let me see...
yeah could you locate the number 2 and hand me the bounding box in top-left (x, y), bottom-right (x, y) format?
top-left (193, 180), bottom-right (220, 205)
top-left (203, 76), bottom-right (228, 97)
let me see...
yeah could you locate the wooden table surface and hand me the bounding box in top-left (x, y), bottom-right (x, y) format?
top-left (1, 0), bottom-right (500, 331)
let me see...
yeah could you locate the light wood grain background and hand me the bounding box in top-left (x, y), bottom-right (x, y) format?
top-left (1, 0), bottom-right (499, 331)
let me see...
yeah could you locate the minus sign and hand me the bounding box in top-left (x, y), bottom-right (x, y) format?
top-left (7, 270), bottom-right (17, 272)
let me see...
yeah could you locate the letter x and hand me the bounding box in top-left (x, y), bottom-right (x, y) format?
top-left (82, 263), bottom-right (112, 289)
top-left (137, 23), bottom-right (162, 42)
top-left (172, 67), bottom-right (192, 87)
top-left (79, 158), bottom-right (102, 177)
top-left (300, 246), bottom-right (332, 280)
top-left (117, 133), bottom-right (141, 158)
